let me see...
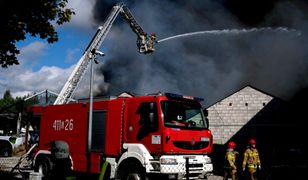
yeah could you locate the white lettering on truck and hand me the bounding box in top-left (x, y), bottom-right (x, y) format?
top-left (53, 119), bottom-right (74, 131)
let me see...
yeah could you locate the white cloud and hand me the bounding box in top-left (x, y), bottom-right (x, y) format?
top-left (65, 0), bottom-right (96, 29)
top-left (12, 91), bottom-right (33, 98)
top-left (0, 61), bottom-right (104, 100)
top-left (19, 41), bottom-right (48, 66)
top-left (66, 48), bottom-right (81, 64)
top-left (0, 65), bottom-right (74, 98)
top-left (10, 41), bottom-right (71, 95)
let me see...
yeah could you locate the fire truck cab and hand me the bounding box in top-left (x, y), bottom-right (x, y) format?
top-left (29, 92), bottom-right (213, 179)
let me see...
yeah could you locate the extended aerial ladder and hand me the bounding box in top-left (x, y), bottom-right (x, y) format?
top-left (54, 3), bottom-right (155, 105)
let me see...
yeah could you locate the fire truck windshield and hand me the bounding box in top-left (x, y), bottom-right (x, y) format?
top-left (161, 101), bottom-right (208, 129)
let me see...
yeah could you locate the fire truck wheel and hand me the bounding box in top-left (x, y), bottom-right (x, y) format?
top-left (35, 156), bottom-right (53, 179)
top-left (126, 171), bottom-right (143, 180)
top-left (124, 165), bottom-right (147, 180)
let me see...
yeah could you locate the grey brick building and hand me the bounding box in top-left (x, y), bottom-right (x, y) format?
top-left (207, 85), bottom-right (273, 145)
top-left (206, 85), bottom-right (307, 179)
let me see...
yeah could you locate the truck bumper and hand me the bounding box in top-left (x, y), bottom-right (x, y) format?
top-left (147, 155), bottom-right (213, 179)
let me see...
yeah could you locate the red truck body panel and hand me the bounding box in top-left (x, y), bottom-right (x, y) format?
top-left (104, 98), bottom-right (123, 156)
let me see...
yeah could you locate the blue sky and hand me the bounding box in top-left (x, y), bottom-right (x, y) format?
top-left (17, 29), bottom-right (96, 70)
top-left (0, 0), bottom-right (100, 98)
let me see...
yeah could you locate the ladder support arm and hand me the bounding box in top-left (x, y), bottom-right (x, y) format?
top-left (54, 3), bottom-right (155, 105)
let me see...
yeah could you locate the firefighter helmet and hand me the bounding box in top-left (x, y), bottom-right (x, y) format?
top-left (51, 140), bottom-right (69, 159)
top-left (228, 141), bottom-right (236, 149)
top-left (249, 139), bottom-right (256, 145)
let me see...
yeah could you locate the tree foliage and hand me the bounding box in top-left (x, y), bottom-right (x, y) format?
top-left (0, 90), bottom-right (16, 113)
top-left (0, 90), bottom-right (32, 113)
top-left (0, 0), bottom-right (75, 68)
top-left (0, 90), bottom-right (29, 134)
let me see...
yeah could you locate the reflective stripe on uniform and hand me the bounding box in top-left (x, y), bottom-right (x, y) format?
top-left (247, 164), bottom-right (257, 169)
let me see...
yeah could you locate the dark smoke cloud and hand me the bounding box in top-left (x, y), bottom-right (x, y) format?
top-left (91, 0), bottom-right (308, 106)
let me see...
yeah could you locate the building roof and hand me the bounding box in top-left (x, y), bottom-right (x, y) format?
top-left (24, 89), bottom-right (59, 105)
top-left (206, 85), bottom-right (284, 108)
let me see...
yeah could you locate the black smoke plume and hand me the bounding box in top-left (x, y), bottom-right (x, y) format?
top-left (91, 0), bottom-right (308, 106)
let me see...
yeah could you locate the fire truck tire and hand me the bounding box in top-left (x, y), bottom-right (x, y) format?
top-left (35, 156), bottom-right (53, 180)
top-left (126, 173), bottom-right (141, 180)
top-left (123, 163), bottom-right (147, 180)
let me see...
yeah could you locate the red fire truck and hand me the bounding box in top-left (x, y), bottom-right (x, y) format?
top-left (29, 92), bottom-right (213, 179)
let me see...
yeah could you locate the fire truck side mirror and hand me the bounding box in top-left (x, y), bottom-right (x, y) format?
top-left (149, 112), bottom-right (155, 128)
top-left (148, 102), bottom-right (157, 131)
top-left (203, 109), bottom-right (208, 117)
top-left (203, 109), bottom-right (209, 127)
top-left (138, 102), bottom-right (158, 132)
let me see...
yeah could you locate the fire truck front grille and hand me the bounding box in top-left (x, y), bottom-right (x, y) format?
top-left (185, 163), bottom-right (204, 179)
top-left (173, 141), bottom-right (209, 150)
top-left (188, 163), bottom-right (203, 168)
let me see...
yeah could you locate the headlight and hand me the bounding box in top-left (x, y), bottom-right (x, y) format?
top-left (160, 158), bottom-right (178, 165)
top-left (204, 156), bottom-right (212, 163)
top-left (200, 137), bottom-right (209, 142)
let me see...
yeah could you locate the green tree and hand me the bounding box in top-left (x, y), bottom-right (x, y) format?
top-left (0, 90), bottom-right (16, 112)
top-left (0, 0), bottom-right (75, 68)
top-left (3, 90), bottom-right (13, 100)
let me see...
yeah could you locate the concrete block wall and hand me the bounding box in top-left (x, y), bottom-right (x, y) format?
top-left (207, 86), bottom-right (273, 145)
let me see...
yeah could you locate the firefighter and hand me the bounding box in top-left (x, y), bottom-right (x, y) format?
top-left (138, 32), bottom-right (148, 53)
top-left (224, 141), bottom-right (238, 180)
top-left (148, 32), bottom-right (156, 51)
top-left (242, 139), bottom-right (261, 180)
top-left (50, 141), bottom-right (73, 180)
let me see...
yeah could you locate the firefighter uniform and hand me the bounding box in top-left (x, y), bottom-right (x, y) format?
top-left (224, 141), bottom-right (238, 180)
top-left (148, 33), bottom-right (156, 51)
top-left (141, 33), bottom-right (148, 51)
top-left (242, 139), bottom-right (261, 180)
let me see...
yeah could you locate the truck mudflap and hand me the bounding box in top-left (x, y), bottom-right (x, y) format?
top-left (147, 155), bottom-right (213, 179)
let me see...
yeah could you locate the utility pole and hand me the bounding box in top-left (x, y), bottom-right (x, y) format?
top-left (87, 50), bottom-right (104, 174)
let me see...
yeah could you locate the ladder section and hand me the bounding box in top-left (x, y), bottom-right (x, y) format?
top-left (54, 4), bottom-right (123, 105)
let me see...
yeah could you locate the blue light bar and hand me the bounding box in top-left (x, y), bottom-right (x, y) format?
top-left (165, 93), bottom-right (204, 102)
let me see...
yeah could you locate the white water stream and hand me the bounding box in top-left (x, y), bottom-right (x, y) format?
top-left (157, 27), bottom-right (301, 43)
